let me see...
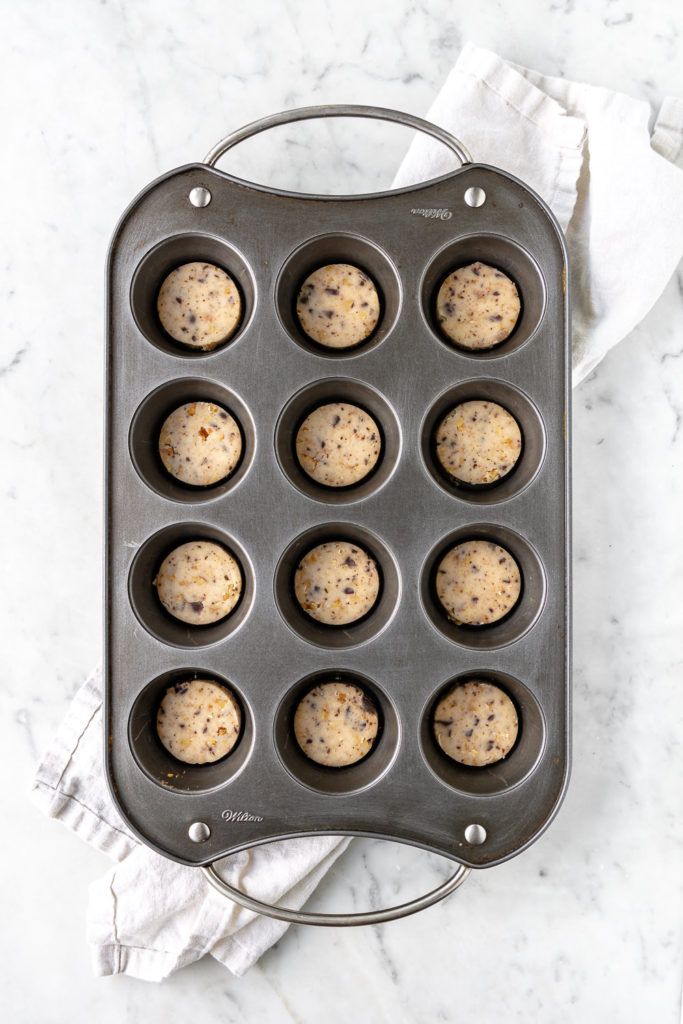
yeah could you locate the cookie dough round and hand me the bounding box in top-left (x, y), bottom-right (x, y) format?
top-left (436, 262), bottom-right (520, 350)
top-left (158, 401), bottom-right (243, 487)
top-left (294, 681), bottom-right (379, 767)
top-left (435, 400), bottom-right (522, 486)
top-left (154, 540), bottom-right (242, 625)
top-left (295, 403), bottom-right (382, 487)
top-left (294, 540), bottom-right (380, 625)
top-left (436, 540), bottom-right (521, 626)
top-left (157, 678), bottom-right (241, 764)
top-left (157, 262), bottom-right (242, 350)
top-left (296, 263), bottom-right (380, 348)
top-left (433, 680), bottom-right (518, 766)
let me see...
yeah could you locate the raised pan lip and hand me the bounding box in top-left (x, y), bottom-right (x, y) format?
top-left (105, 161), bottom-right (570, 273)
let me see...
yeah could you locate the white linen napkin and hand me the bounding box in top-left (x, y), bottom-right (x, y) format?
top-left (31, 44), bottom-right (683, 982)
top-left (392, 42), bottom-right (683, 385)
top-left (32, 666), bottom-right (350, 979)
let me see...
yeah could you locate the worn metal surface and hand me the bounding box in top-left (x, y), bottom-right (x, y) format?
top-left (105, 158), bottom-right (571, 869)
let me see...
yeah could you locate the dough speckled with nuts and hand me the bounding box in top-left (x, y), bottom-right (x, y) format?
top-left (157, 262), bottom-right (242, 350)
top-left (296, 263), bottom-right (380, 348)
top-left (157, 678), bottom-right (241, 764)
top-left (436, 262), bottom-right (520, 350)
top-left (294, 680), bottom-right (379, 767)
top-left (158, 401), bottom-right (242, 487)
top-left (294, 540), bottom-right (380, 625)
top-left (433, 680), bottom-right (518, 766)
top-left (154, 540), bottom-right (242, 625)
top-left (295, 402), bottom-right (381, 487)
top-left (436, 540), bottom-right (521, 626)
top-left (435, 400), bottom-right (522, 486)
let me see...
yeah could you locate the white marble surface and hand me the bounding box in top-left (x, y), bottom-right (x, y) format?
top-left (2, 0), bottom-right (682, 1020)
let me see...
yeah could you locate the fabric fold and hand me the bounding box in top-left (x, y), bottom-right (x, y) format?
top-left (31, 666), bottom-right (349, 979)
top-left (651, 96), bottom-right (683, 167)
top-left (393, 42), bottom-right (683, 385)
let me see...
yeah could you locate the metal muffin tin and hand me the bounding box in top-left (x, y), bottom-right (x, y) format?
top-left (105, 105), bottom-right (571, 920)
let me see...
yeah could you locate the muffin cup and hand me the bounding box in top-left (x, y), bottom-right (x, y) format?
top-left (130, 233), bottom-right (255, 357)
top-left (128, 522), bottom-right (254, 648)
top-left (128, 668), bottom-right (253, 793)
top-left (419, 671), bottom-right (546, 796)
top-left (421, 234), bottom-right (546, 358)
top-left (275, 232), bottom-right (401, 357)
top-left (275, 377), bottom-right (401, 503)
top-left (274, 523), bottom-right (400, 649)
top-left (273, 670), bottom-right (400, 795)
top-left (420, 378), bottom-right (546, 504)
top-left (420, 524), bottom-right (546, 649)
top-left (129, 377), bottom-right (255, 503)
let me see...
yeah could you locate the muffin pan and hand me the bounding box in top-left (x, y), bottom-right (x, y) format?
top-left (105, 107), bottom-right (570, 876)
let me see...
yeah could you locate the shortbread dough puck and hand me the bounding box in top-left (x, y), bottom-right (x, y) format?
top-left (433, 680), bottom-right (518, 767)
top-left (294, 540), bottom-right (380, 625)
top-left (296, 263), bottom-right (380, 348)
top-left (436, 262), bottom-right (520, 350)
top-left (295, 402), bottom-right (381, 487)
top-left (436, 540), bottom-right (521, 626)
top-left (435, 400), bottom-right (522, 486)
top-left (158, 401), bottom-right (242, 487)
top-left (157, 261), bottom-right (242, 350)
top-left (154, 540), bottom-right (243, 625)
top-left (293, 680), bottom-right (379, 767)
top-left (156, 678), bottom-right (241, 764)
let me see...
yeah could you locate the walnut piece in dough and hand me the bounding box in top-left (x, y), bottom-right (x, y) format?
top-left (294, 680), bottom-right (379, 767)
top-left (436, 262), bottom-right (520, 350)
top-left (296, 263), bottom-right (380, 348)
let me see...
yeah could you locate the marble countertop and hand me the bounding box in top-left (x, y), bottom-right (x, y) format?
top-left (2, 1), bottom-right (682, 1021)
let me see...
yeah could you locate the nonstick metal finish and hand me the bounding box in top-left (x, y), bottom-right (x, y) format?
top-left (105, 160), bottom-right (571, 868)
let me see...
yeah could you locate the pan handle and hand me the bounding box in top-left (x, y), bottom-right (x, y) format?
top-left (201, 853), bottom-right (471, 927)
top-left (203, 104), bottom-right (472, 169)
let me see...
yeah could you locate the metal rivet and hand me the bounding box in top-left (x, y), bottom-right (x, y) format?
top-left (188, 821), bottom-right (211, 843)
top-left (465, 823), bottom-right (487, 845)
top-left (189, 186), bottom-right (212, 208)
top-left (464, 186), bottom-right (486, 208)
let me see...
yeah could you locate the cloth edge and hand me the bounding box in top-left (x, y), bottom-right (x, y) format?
top-left (651, 96), bottom-right (683, 167)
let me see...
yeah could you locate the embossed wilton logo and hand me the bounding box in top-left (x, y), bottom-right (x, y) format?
top-left (222, 809), bottom-right (264, 823)
top-left (410, 207), bottom-right (453, 221)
